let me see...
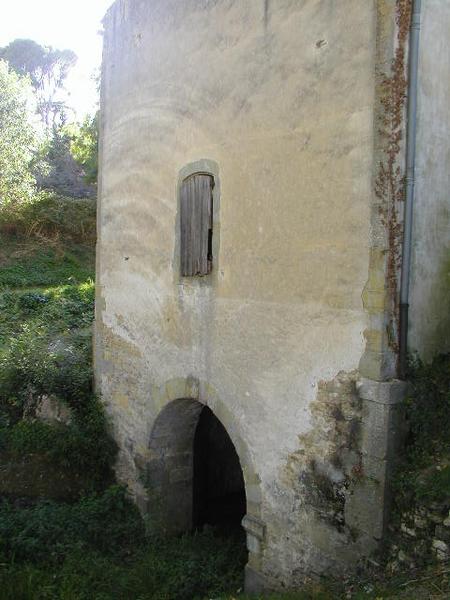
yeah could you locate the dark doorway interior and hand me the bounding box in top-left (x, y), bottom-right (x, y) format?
top-left (193, 406), bottom-right (246, 530)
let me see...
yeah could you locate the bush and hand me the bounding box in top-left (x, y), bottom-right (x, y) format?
top-left (0, 283), bottom-right (95, 409)
top-left (16, 291), bottom-right (49, 313)
top-left (0, 486), bottom-right (143, 564)
top-left (44, 281), bottom-right (95, 330)
top-left (393, 354), bottom-right (450, 508)
top-left (0, 488), bottom-right (248, 600)
top-left (67, 112), bottom-right (98, 185)
top-left (0, 323), bottom-right (56, 413)
top-left (0, 192), bottom-right (96, 245)
top-left (0, 520), bottom-right (247, 600)
top-left (405, 354), bottom-right (450, 460)
top-left (0, 399), bottom-right (116, 481)
top-left (0, 277), bottom-right (115, 485)
top-left (0, 321), bottom-right (92, 406)
top-left (0, 564), bottom-right (55, 600)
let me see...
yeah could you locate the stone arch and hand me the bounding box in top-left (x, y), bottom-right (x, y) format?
top-left (147, 377), bottom-right (265, 570)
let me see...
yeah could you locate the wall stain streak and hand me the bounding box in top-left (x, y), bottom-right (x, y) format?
top-left (285, 371), bottom-right (363, 539)
top-left (264, 0), bottom-right (270, 30)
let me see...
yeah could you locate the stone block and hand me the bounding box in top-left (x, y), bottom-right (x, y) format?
top-left (361, 453), bottom-right (387, 484)
top-left (242, 514), bottom-right (266, 541)
top-left (359, 349), bottom-right (396, 382)
top-left (345, 478), bottom-right (385, 540)
top-left (359, 378), bottom-right (407, 461)
top-left (435, 524), bottom-right (450, 544)
top-left (432, 538), bottom-right (449, 560)
top-left (246, 483), bottom-right (262, 506)
top-left (169, 466), bottom-right (191, 483)
top-left (357, 378), bottom-right (407, 405)
top-left (246, 533), bottom-right (261, 555)
top-left (244, 565), bottom-right (270, 595)
top-left (242, 514), bottom-right (266, 558)
top-left (165, 378), bottom-right (188, 402)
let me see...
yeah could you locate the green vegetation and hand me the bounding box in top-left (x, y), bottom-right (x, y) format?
top-left (66, 112), bottom-right (99, 184)
top-left (0, 38), bottom-right (97, 201)
top-left (0, 486), bottom-right (143, 563)
top-left (0, 239), bottom-right (114, 491)
top-left (0, 38), bottom-right (76, 128)
top-left (0, 524), bottom-right (246, 600)
top-left (394, 354), bottom-right (450, 509)
top-left (0, 60), bottom-right (39, 206)
top-left (0, 186), bottom-right (96, 242)
top-left (0, 484), bottom-right (246, 600)
top-left (0, 243), bottom-right (94, 288)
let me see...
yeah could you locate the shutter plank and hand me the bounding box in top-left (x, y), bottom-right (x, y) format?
top-left (200, 176), bottom-right (210, 275)
top-left (193, 175), bottom-right (202, 274)
top-left (188, 176), bottom-right (195, 275)
top-left (180, 181), bottom-right (187, 275)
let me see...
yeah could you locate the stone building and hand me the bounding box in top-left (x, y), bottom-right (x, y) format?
top-left (95, 0), bottom-right (450, 591)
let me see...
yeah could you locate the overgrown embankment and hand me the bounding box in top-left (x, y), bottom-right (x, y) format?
top-left (0, 194), bottom-right (111, 499)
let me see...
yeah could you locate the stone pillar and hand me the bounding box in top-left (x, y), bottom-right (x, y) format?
top-left (345, 378), bottom-right (408, 543)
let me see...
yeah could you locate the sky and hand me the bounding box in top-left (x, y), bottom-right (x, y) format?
top-left (0, 0), bottom-right (114, 119)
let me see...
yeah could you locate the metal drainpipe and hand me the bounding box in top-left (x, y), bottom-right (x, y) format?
top-left (399, 0), bottom-right (421, 379)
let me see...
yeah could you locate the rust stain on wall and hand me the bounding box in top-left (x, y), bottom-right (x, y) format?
top-left (375, 0), bottom-right (412, 353)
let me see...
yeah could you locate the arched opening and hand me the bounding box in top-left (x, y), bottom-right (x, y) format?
top-left (147, 398), bottom-right (247, 537)
top-left (193, 406), bottom-right (246, 530)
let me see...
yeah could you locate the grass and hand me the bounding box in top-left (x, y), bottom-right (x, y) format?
top-left (393, 354), bottom-right (450, 511)
top-left (0, 280), bottom-right (94, 343)
top-left (0, 489), bottom-right (247, 600)
top-left (0, 236), bottom-right (94, 288)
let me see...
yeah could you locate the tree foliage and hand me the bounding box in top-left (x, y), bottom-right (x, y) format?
top-left (67, 112), bottom-right (98, 185)
top-left (0, 38), bottom-right (77, 129)
top-left (0, 60), bottom-right (38, 206)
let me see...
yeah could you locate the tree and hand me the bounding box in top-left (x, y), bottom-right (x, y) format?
top-left (0, 60), bottom-right (38, 206)
top-left (36, 127), bottom-right (96, 198)
top-left (67, 113), bottom-right (98, 185)
top-left (0, 39), bottom-right (77, 129)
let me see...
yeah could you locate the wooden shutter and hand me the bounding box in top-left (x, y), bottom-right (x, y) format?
top-left (180, 174), bottom-right (213, 276)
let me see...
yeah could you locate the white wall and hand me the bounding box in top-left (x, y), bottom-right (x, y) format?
top-left (410, 0), bottom-right (450, 360)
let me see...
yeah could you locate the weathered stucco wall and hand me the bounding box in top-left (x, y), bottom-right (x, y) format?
top-left (96, 0), bottom-right (408, 589)
top-left (409, 0), bottom-right (450, 360)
